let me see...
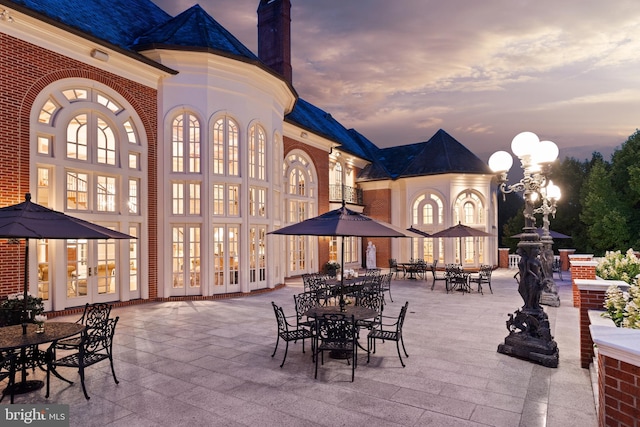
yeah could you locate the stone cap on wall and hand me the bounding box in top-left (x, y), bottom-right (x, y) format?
top-left (590, 324), bottom-right (640, 367)
top-left (569, 260), bottom-right (599, 268)
top-left (575, 279), bottom-right (630, 291)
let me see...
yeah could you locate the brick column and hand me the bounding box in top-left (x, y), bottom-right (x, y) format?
top-left (559, 248), bottom-right (575, 271)
top-left (570, 256), bottom-right (595, 307)
top-left (590, 325), bottom-right (640, 426)
top-left (498, 248), bottom-right (510, 268)
top-left (575, 279), bottom-right (608, 368)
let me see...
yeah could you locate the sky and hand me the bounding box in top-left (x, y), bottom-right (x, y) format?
top-left (154, 0), bottom-right (640, 163)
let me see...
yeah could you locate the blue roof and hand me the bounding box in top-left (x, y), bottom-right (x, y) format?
top-left (6, 0), bottom-right (170, 51)
top-left (359, 129), bottom-right (491, 181)
top-left (285, 98), bottom-right (374, 161)
top-left (131, 4), bottom-right (259, 61)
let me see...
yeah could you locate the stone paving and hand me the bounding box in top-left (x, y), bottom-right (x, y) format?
top-left (1, 269), bottom-right (597, 426)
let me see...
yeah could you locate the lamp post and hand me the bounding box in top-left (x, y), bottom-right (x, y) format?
top-left (488, 131), bottom-right (559, 368)
top-left (535, 181), bottom-right (561, 307)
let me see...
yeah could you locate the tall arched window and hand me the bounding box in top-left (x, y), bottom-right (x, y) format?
top-left (412, 192), bottom-right (444, 263)
top-left (283, 151), bottom-right (316, 276)
top-left (454, 190), bottom-right (487, 265)
top-left (171, 113), bottom-right (200, 173)
top-left (32, 81), bottom-right (146, 308)
top-left (249, 124), bottom-right (266, 180)
top-left (212, 117), bottom-right (239, 176)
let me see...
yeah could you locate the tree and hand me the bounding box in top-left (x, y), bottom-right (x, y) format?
top-left (580, 159), bottom-right (630, 253)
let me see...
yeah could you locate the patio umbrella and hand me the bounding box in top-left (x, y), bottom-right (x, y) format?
top-left (269, 201), bottom-right (420, 308)
top-left (510, 228), bottom-right (572, 239)
top-left (407, 226), bottom-right (430, 237)
top-left (430, 222), bottom-right (492, 265)
top-left (0, 193), bottom-right (134, 334)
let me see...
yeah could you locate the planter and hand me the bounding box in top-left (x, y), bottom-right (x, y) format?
top-left (0, 309), bottom-right (33, 327)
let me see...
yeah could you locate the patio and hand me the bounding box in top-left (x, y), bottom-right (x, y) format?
top-left (2, 269), bottom-right (596, 427)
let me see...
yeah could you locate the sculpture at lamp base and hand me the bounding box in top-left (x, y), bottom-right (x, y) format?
top-left (497, 235), bottom-right (559, 368)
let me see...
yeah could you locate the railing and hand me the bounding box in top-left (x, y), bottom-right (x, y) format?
top-left (329, 184), bottom-right (363, 205)
top-left (508, 254), bottom-right (560, 269)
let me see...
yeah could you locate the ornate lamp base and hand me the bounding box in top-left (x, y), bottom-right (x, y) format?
top-left (539, 290), bottom-right (561, 307)
top-left (498, 308), bottom-right (559, 368)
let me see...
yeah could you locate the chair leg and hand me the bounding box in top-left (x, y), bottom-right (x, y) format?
top-left (78, 366), bottom-right (90, 400)
top-left (271, 335), bottom-right (280, 358)
top-left (395, 340), bottom-right (406, 368)
top-left (488, 280), bottom-right (493, 294)
top-left (280, 341), bottom-right (289, 368)
top-left (108, 355), bottom-right (119, 384)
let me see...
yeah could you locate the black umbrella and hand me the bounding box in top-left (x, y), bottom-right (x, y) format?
top-left (0, 193), bottom-right (134, 334)
top-left (510, 228), bottom-right (572, 239)
top-left (430, 222), bottom-right (492, 265)
top-left (269, 201), bottom-right (419, 309)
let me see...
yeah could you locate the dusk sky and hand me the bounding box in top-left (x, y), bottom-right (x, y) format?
top-left (154, 0), bottom-right (640, 163)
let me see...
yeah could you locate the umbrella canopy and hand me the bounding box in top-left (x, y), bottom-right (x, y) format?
top-left (0, 194), bottom-right (134, 334)
top-left (430, 222), bottom-right (492, 265)
top-left (407, 226), bottom-right (430, 237)
top-left (430, 222), bottom-right (492, 239)
top-left (510, 228), bottom-right (571, 239)
top-left (269, 202), bottom-right (419, 309)
top-left (269, 203), bottom-right (420, 238)
top-left (0, 194), bottom-right (133, 239)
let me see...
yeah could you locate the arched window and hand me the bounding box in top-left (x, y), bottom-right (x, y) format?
top-left (171, 113), bottom-right (200, 173)
top-left (212, 117), bottom-right (239, 176)
top-left (249, 124), bottom-right (266, 180)
top-left (284, 151), bottom-right (316, 276)
top-left (32, 81), bottom-right (146, 307)
top-left (454, 191), bottom-right (484, 225)
top-left (412, 192), bottom-right (444, 263)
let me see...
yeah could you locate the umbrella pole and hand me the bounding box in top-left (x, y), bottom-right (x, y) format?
top-left (339, 236), bottom-right (346, 311)
top-left (22, 238), bottom-right (29, 335)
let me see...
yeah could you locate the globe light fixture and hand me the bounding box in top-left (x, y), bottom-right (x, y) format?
top-left (489, 131), bottom-right (560, 368)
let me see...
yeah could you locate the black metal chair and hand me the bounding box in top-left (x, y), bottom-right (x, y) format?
top-left (388, 258), bottom-right (403, 279)
top-left (469, 264), bottom-right (493, 294)
top-left (46, 316), bottom-right (119, 400)
top-left (355, 292), bottom-right (383, 332)
top-left (271, 302), bottom-right (314, 368)
top-left (380, 272), bottom-right (394, 303)
top-left (367, 301), bottom-right (409, 367)
top-left (56, 302), bottom-right (112, 350)
top-left (552, 258), bottom-right (563, 281)
top-left (431, 263), bottom-right (449, 292)
top-left (293, 292), bottom-right (318, 331)
top-left (314, 313), bottom-right (357, 382)
top-left (0, 351), bottom-right (17, 403)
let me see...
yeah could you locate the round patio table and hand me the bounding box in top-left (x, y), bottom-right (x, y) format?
top-left (0, 322), bottom-right (85, 396)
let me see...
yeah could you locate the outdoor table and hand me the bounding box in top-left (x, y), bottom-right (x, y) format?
top-left (399, 262), bottom-right (429, 279)
top-left (0, 322), bottom-right (85, 396)
top-left (305, 306), bottom-right (377, 359)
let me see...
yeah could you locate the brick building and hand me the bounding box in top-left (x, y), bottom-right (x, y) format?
top-left (0, 0), bottom-right (497, 312)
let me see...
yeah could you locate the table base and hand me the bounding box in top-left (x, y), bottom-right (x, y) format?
top-left (4, 379), bottom-right (44, 396)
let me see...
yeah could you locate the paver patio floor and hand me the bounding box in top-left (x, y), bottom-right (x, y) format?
top-left (1, 269), bottom-right (597, 426)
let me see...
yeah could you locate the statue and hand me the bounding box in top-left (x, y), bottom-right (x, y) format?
top-left (516, 246), bottom-right (543, 312)
top-left (366, 241), bottom-right (376, 269)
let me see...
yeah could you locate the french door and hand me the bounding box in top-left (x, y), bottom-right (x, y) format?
top-left (66, 237), bottom-right (119, 304)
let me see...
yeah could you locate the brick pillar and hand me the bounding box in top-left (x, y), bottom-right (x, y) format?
top-left (570, 256), bottom-right (595, 307)
top-left (498, 248), bottom-right (510, 268)
top-left (559, 248), bottom-right (575, 271)
top-left (598, 355), bottom-right (640, 426)
top-left (575, 279), bottom-right (607, 369)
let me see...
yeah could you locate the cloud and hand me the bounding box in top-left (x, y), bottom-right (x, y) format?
top-left (153, 0), bottom-right (640, 156)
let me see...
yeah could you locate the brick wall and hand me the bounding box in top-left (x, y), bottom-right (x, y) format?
top-left (559, 248), bottom-right (575, 271)
top-left (498, 248), bottom-right (510, 268)
top-left (598, 354), bottom-right (640, 426)
top-left (362, 188), bottom-right (392, 268)
top-left (0, 33), bottom-right (158, 298)
top-left (570, 255), bottom-right (595, 306)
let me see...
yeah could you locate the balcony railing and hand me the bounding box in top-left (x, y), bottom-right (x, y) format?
top-left (329, 184), bottom-right (363, 205)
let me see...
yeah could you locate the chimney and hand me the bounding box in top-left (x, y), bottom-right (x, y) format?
top-left (257, 0), bottom-right (292, 84)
